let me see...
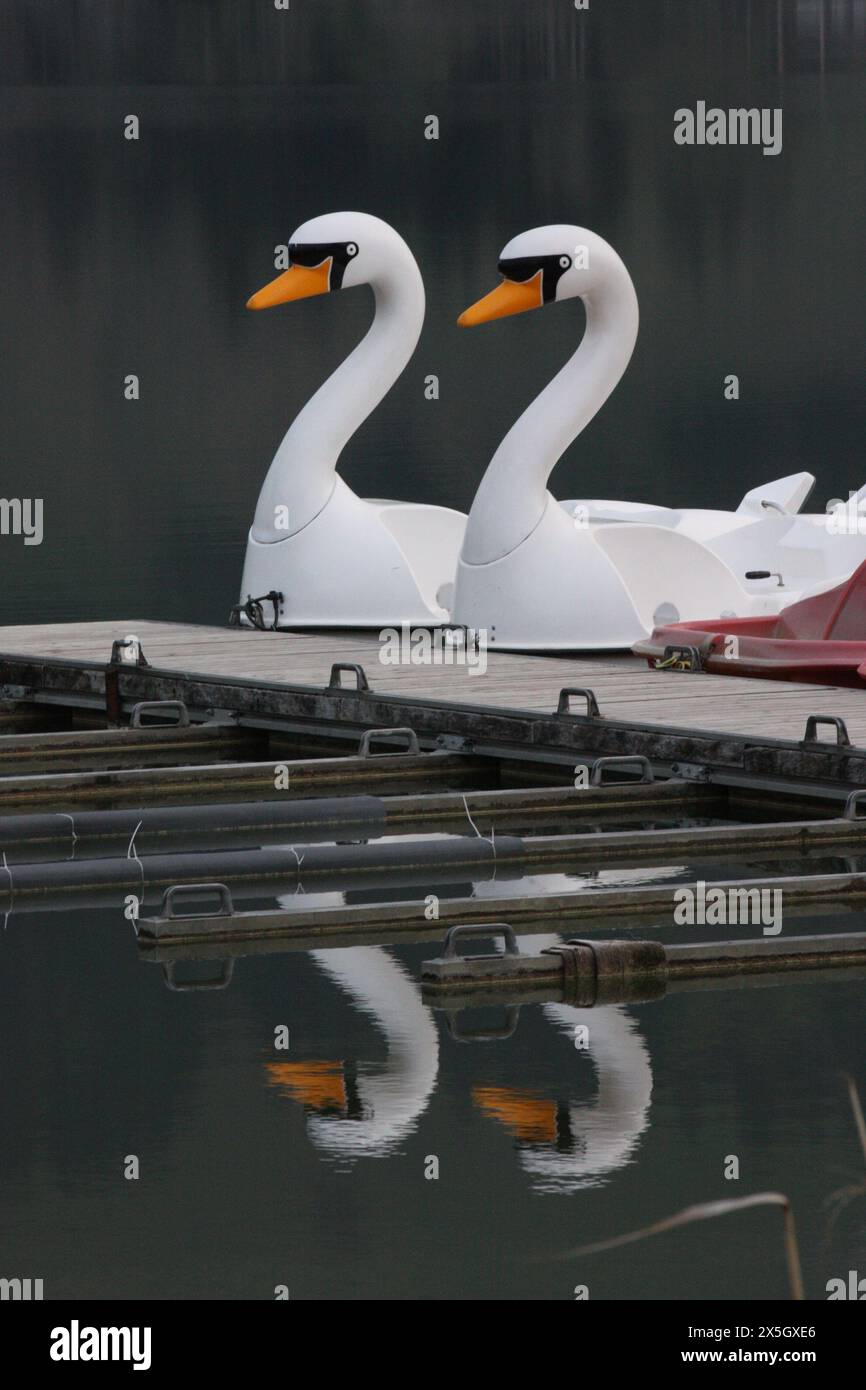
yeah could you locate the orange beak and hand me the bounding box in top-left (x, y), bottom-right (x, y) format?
top-left (263, 1059), bottom-right (347, 1110)
top-left (457, 269), bottom-right (544, 326)
top-left (473, 1085), bottom-right (558, 1143)
top-left (246, 258), bottom-right (333, 310)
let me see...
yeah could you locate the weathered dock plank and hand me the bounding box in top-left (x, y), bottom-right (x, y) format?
top-left (1, 619), bottom-right (865, 745)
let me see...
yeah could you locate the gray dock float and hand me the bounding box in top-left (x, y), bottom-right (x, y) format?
top-left (1, 618), bottom-right (866, 963)
top-left (420, 929), bottom-right (866, 1007)
top-left (135, 871), bottom-right (866, 943)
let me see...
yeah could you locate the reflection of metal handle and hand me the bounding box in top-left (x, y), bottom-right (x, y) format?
top-left (444, 1006), bottom-right (520, 1043)
top-left (443, 923), bottom-right (519, 959)
top-left (556, 687), bottom-right (600, 718)
top-left (591, 755), bottom-right (654, 785)
top-left (131, 700), bottom-right (190, 728)
top-left (844, 790), bottom-right (866, 820)
top-left (803, 714), bottom-right (851, 747)
top-left (327, 663), bottom-right (370, 691)
top-left (162, 883), bottom-right (234, 920)
top-left (161, 960), bottom-right (234, 993)
top-left (358, 727), bottom-right (420, 757)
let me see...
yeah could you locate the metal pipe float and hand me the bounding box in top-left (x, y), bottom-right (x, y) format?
top-left (8, 800), bottom-right (866, 879)
top-left (0, 795), bottom-right (389, 858)
top-left (0, 834), bottom-right (528, 912)
top-left (0, 780), bottom-right (723, 858)
top-left (10, 801), bottom-right (866, 911)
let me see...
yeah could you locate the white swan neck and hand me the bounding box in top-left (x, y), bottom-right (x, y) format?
top-left (461, 257), bottom-right (639, 566)
top-left (251, 254), bottom-right (424, 541)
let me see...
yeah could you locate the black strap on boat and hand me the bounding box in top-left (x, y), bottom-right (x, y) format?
top-left (228, 591), bottom-right (283, 631)
top-left (654, 643), bottom-right (705, 672)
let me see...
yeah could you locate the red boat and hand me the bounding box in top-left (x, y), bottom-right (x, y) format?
top-left (634, 560), bottom-right (866, 687)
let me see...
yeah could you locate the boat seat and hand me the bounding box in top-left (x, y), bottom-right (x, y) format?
top-left (376, 502), bottom-right (466, 618)
top-left (774, 559), bottom-right (866, 641)
top-left (709, 518), bottom-right (832, 583)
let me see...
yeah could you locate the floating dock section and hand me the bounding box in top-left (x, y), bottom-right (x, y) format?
top-left (0, 619), bottom-right (863, 992)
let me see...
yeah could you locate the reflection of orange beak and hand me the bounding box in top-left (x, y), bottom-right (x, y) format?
top-left (264, 1060), bottom-right (347, 1111)
top-left (473, 1085), bottom-right (558, 1143)
top-left (246, 258), bottom-right (333, 310)
top-left (457, 270), bottom-right (544, 326)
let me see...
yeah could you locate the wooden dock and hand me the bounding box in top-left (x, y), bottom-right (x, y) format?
top-left (1, 618), bottom-right (865, 745)
top-left (0, 617), bottom-right (864, 961)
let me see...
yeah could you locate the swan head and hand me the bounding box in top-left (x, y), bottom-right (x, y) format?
top-left (458, 224), bottom-right (625, 326)
top-left (246, 211), bottom-right (415, 310)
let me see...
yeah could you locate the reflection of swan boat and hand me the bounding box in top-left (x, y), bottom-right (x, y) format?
top-left (471, 865), bottom-right (686, 900)
top-left (242, 212), bottom-right (465, 626)
top-left (472, 932), bottom-right (653, 1194)
top-left (264, 860), bottom-right (659, 1177)
top-left (265, 932), bottom-right (652, 1187)
top-left (265, 941), bottom-right (438, 1159)
top-left (452, 224), bottom-right (866, 650)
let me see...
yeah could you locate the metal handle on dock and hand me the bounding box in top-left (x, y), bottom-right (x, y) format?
top-left (803, 715), bottom-right (851, 747)
top-left (358, 727), bottom-right (420, 757)
top-left (327, 663), bottom-right (370, 692)
top-left (444, 1006), bottom-right (521, 1043)
top-left (161, 960), bottom-right (235, 993)
top-left (844, 791), bottom-right (866, 820)
top-left (442, 923), bottom-right (519, 959)
top-left (131, 700), bottom-right (190, 728)
top-left (591, 755), bottom-right (654, 785)
top-left (161, 883), bottom-right (235, 920)
top-left (110, 636), bottom-right (148, 667)
top-left (556, 687), bottom-right (601, 718)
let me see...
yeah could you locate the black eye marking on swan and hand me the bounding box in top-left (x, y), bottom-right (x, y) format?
top-left (289, 241), bottom-right (359, 289)
top-left (498, 253), bottom-right (571, 303)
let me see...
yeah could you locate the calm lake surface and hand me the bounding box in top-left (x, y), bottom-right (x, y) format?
top-left (1, 1), bottom-right (865, 1300)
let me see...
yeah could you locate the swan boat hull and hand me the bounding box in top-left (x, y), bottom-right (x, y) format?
top-left (451, 494), bottom-right (855, 652)
top-left (241, 477), bottom-right (466, 627)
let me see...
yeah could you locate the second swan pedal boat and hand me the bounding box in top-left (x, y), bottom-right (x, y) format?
top-left (451, 224), bottom-right (866, 650)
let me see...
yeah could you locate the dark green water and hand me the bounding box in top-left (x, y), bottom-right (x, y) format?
top-left (3, 897), bottom-right (866, 1300)
top-left (1, 1), bottom-right (865, 1300)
